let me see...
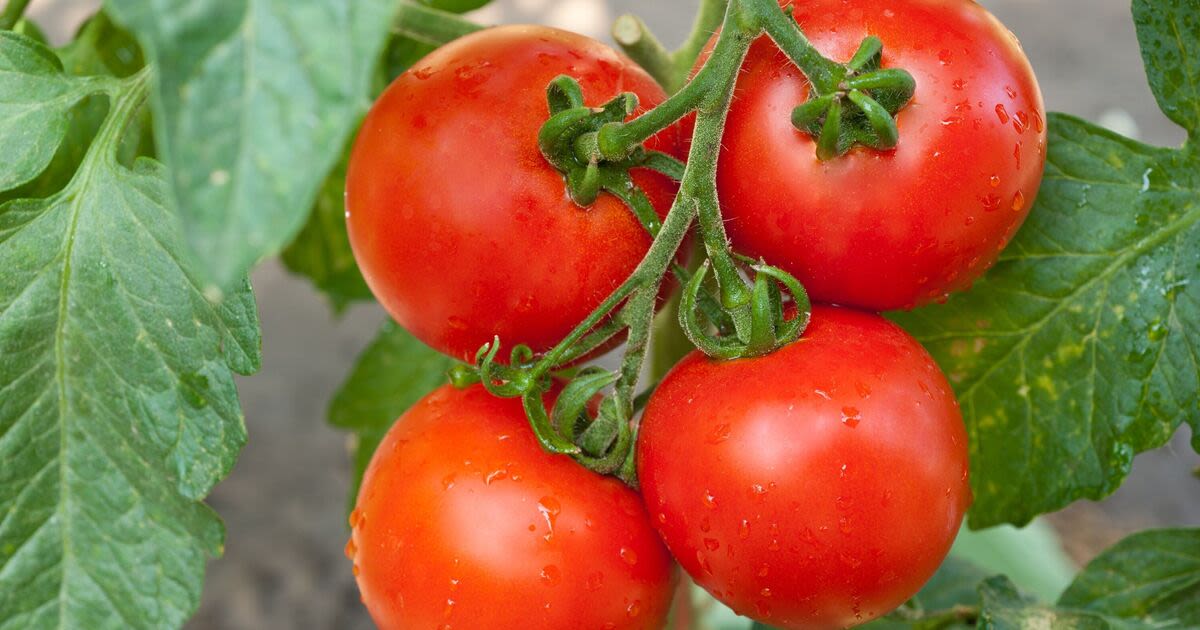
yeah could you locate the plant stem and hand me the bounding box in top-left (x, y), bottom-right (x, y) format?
top-left (613, 0), bottom-right (731, 94)
top-left (393, 1), bottom-right (482, 47)
top-left (612, 14), bottom-right (676, 91)
top-left (745, 0), bottom-right (842, 92)
top-left (0, 0), bottom-right (32, 31)
top-left (675, 0), bottom-right (731, 77)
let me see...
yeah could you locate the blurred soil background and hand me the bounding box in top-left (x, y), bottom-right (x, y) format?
top-left (11, 0), bottom-right (1200, 628)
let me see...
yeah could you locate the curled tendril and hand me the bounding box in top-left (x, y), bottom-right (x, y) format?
top-left (550, 367), bottom-right (618, 441)
top-left (474, 337), bottom-right (543, 398)
top-left (791, 35), bottom-right (916, 159)
top-left (680, 259), bottom-right (813, 360)
top-left (574, 398), bottom-right (632, 475)
top-left (521, 387), bottom-right (582, 455)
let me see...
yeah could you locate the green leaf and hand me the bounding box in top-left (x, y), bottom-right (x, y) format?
top-left (329, 320), bottom-right (453, 499)
top-left (0, 32), bottom-right (104, 193)
top-left (419, 0), bottom-right (492, 13)
top-left (978, 577), bottom-right (1154, 630)
top-left (1059, 528), bottom-right (1199, 627)
top-left (104, 0), bottom-right (399, 294)
top-left (1133, 0), bottom-right (1200, 136)
top-left (0, 38), bottom-right (259, 629)
top-left (280, 34), bottom-right (435, 312)
top-left (892, 0), bottom-right (1200, 528)
top-left (950, 521), bottom-right (1075, 601)
top-left (1, 13), bottom-right (151, 206)
top-left (278, 148), bottom-right (372, 313)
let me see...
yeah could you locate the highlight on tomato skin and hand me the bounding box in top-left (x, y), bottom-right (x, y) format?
top-left (344, 24), bottom-right (683, 364)
top-left (348, 383), bottom-right (677, 630)
top-left (708, 0), bottom-right (1047, 312)
top-left (637, 305), bottom-right (972, 629)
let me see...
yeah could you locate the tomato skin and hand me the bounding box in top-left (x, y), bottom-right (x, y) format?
top-left (346, 26), bottom-right (680, 362)
top-left (637, 306), bottom-right (970, 629)
top-left (713, 0), bottom-right (1046, 311)
top-left (350, 384), bottom-right (677, 630)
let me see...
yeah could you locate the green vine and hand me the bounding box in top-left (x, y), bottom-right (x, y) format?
top-left (424, 0), bottom-right (920, 484)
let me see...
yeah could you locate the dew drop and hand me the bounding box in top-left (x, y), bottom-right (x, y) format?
top-left (1005, 86), bottom-right (1018, 99)
top-left (620, 547), bottom-right (639, 566)
top-left (760, 587), bottom-right (773, 597)
top-left (349, 508), bottom-right (363, 529)
top-left (995, 104), bottom-right (1010, 124)
top-left (840, 406), bottom-right (862, 428)
top-left (702, 491), bottom-right (717, 509)
top-left (344, 538), bottom-right (357, 560)
top-left (447, 316), bottom-right (468, 331)
top-left (989, 175), bottom-right (1001, 188)
top-left (626, 600), bottom-right (642, 618)
top-left (1012, 190), bottom-right (1026, 211)
top-left (758, 564), bottom-right (770, 578)
top-left (704, 538), bottom-right (721, 551)
top-left (707, 423), bottom-right (732, 444)
top-left (739, 519), bottom-right (751, 539)
top-left (540, 565), bottom-right (562, 586)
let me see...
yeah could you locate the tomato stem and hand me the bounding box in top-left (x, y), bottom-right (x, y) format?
top-left (393, 2), bottom-right (482, 47)
top-left (0, 0), bottom-right (31, 31)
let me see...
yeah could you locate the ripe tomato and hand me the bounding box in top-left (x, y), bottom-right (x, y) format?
top-left (346, 26), bottom-right (680, 362)
top-left (349, 384), bottom-right (677, 630)
top-left (637, 306), bottom-right (970, 628)
top-left (712, 0), bottom-right (1046, 310)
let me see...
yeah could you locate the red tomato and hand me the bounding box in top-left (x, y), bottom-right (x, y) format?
top-left (346, 26), bottom-right (680, 362)
top-left (637, 306), bottom-right (970, 629)
top-left (350, 384), bottom-right (677, 630)
top-left (711, 0), bottom-right (1045, 310)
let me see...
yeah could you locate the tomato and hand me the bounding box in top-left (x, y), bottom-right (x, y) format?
top-left (711, 0), bottom-right (1046, 311)
top-left (349, 384), bottom-right (677, 630)
top-left (637, 306), bottom-right (970, 629)
top-left (346, 26), bottom-right (680, 362)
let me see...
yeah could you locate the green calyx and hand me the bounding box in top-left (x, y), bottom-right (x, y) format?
top-left (538, 75), bottom-right (681, 207)
top-left (791, 36), bottom-right (916, 160)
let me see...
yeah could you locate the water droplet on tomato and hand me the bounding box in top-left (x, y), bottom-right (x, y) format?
top-left (702, 490), bottom-right (717, 509)
top-left (447, 316), bottom-right (468, 331)
top-left (704, 538), bottom-right (721, 551)
top-left (1012, 190), bottom-right (1026, 211)
top-left (938, 49), bottom-right (952, 65)
top-left (349, 508), bottom-right (362, 529)
top-left (707, 423), bottom-right (732, 444)
top-left (620, 547), bottom-right (638, 566)
top-left (995, 104), bottom-right (1010, 124)
top-left (840, 406), bottom-right (861, 427)
top-left (739, 519), bottom-right (751, 539)
top-left (626, 600), bottom-right (642, 618)
top-left (540, 565), bottom-right (561, 586)
top-left (755, 600), bottom-right (772, 617)
top-left (1005, 85), bottom-right (1018, 99)
top-left (758, 564), bottom-right (770, 578)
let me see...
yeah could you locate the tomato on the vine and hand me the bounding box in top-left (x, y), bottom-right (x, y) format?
top-left (349, 384), bottom-right (677, 630)
top-left (637, 306), bottom-right (971, 629)
top-left (346, 26), bottom-right (681, 362)
top-left (710, 0), bottom-right (1046, 311)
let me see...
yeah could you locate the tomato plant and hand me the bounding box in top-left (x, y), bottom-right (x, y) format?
top-left (2, 0), bottom-right (1199, 629)
top-left (713, 0), bottom-right (1046, 311)
top-left (346, 25), bottom-right (681, 362)
top-left (350, 383), bottom-right (676, 630)
top-left (638, 306), bottom-right (970, 628)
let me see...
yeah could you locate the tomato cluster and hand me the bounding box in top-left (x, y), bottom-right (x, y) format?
top-left (344, 1), bottom-right (1042, 628)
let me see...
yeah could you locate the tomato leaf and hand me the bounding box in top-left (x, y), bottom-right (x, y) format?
top-left (978, 577), bottom-right (1154, 630)
top-left (278, 149), bottom-right (373, 313)
top-left (280, 35), bottom-right (435, 312)
top-left (103, 0), bottom-right (399, 296)
top-left (0, 32), bottom-right (99, 193)
top-left (1134, 0), bottom-right (1200, 136)
top-left (1058, 528), bottom-right (1200, 626)
top-left (328, 320), bottom-right (454, 499)
top-left (893, 0), bottom-right (1200, 528)
top-left (0, 35), bottom-right (260, 629)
